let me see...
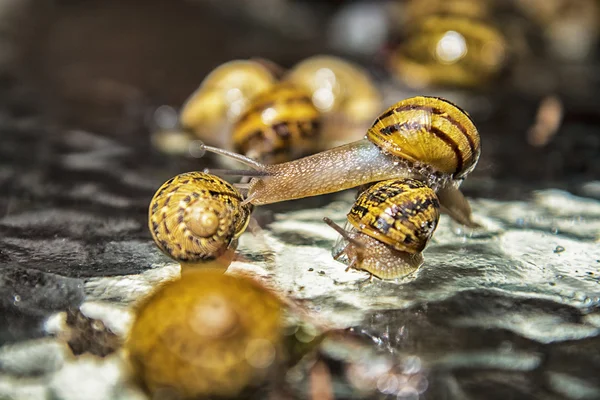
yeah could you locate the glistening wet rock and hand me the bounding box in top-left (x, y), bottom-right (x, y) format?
top-left (0, 264), bottom-right (85, 344)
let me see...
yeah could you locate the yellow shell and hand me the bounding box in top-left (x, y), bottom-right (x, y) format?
top-left (179, 60), bottom-right (276, 142)
top-left (348, 179), bottom-right (440, 254)
top-left (284, 55), bottom-right (382, 125)
top-left (390, 15), bottom-right (507, 88)
top-left (126, 269), bottom-right (284, 399)
top-left (148, 172), bottom-right (251, 264)
top-left (367, 96), bottom-right (480, 179)
top-left (232, 82), bottom-right (321, 164)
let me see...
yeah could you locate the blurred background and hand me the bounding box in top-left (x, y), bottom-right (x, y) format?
top-left (2, 0), bottom-right (599, 200)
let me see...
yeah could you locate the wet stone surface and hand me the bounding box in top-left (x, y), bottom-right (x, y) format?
top-left (3, 182), bottom-right (598, 399)
top-left (1, 85), bottom-right (599, 398)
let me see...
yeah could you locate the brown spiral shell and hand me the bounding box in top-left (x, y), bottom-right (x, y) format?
top-left (148, 172), bottom-right (251, 264)
top-left (367, 96), bottom-right (480, 179)
top-left (348, 178), bottom-right (440, 254)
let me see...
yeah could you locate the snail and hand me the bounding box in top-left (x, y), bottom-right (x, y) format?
top-left (283, 55), bottom-right (383, 146)
top-left (389, 14), bottom-right (507, 88)
top-left (178, 59), bottom-right (277, 149)
top-left (324, 178), bottom-right (440, 280)
top-left (232, 82), bottom-right (322, 164)
top-left (200, 95), bottom-right (480, 227)
top-left (156, 56), bottom-right (383, 163)
top-left (126, 268), bottom-right (286, 399)
top-left (148, 172), bottom-right (252, 269)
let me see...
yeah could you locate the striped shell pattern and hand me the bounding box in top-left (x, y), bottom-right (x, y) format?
top-left (367, 96), bottom-right (480, 179)
top-left (148, 172), bottom-right (251, 263)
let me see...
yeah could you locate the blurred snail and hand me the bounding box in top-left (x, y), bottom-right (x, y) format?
top-left (284, 55), bottom-right (383, 146)
top-left (232, 82), bottom-right (322, 164)
top-left (389, 2), bottom-right (507, 88)
top-left (324, 178), bottom-right (440, 280)
top-left (148, 172), bottom-right (252, 269)
top-left (155, 56), bottom-right (382, 163)
top-left (200, 96), bottom-right (480, 227)
top-left (126, 268), bottom-right (286, 399)
top-left (178, 59), bottom-right (277, 149)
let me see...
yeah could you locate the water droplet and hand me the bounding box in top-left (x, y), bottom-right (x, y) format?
top-left (396, 386), bottom-right (419, 400)
top-left (188, 140), bottom-right (206, 158)
top-left (153, 105), bottom-right (178, 129)
top-left (401, 355), bottom-right (422, 374)
top-left (515, 218), bottom-right (525, 226)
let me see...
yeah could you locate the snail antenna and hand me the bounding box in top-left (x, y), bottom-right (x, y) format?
top-left (197, 143), bottom-right (266, 171)
top-left (241, 192), bottom-right (258, 206)
top-left (323, 217), bottom-right (364, 248)
top-left (204, 169), bottom-right (271, 177)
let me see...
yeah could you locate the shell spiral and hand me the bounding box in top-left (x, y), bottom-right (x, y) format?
top-left (148, 172), bottom-right (252, 263)
top-left (348, 178), bottom-right (440, 254)
top-left (367, 96), bottom-right (480, 179)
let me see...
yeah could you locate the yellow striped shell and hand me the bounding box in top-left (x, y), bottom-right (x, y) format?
top-left (348, 179), bottom-right (440, 254)
top-left (148, 172), bottom-right (251, 265)
top-left (390, 15), bottom-right (507, 88)
top-left (367, 96), bottom-right (480, 179)
top-left (179, 60), bottom-right (276, 143)
top-left (126, 269), bottom-right (284, 399)
top-left (232, 82), bottom-right (321, 164)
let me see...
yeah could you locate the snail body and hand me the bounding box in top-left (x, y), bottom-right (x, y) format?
top-left (126, 269), bottom-right (285, 399)
top-left (390, 9), bottom-right (507, 88)
top-left (148, 172), bottom-right (252, 268)
top-left (159, 56), bottom-right (383, 163)
top-left (325, 179), bottom-right (440, 279)
top-left (232, 82), bottom-right (322, 164)
top-left (179, 60), bottom-right (276, 147)
top-left (201, 96), bottom-right (480, 226)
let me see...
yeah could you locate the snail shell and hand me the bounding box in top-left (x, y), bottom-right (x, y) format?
top-left (328, 178), bottom-right (440, 279)
top-left (348, 178), bottom-right (441, 253)
top-left (284, 55), bottom-right (382, 126)
top-left (390, 15), bottom-right (507, 88)
top-left (179, 60), bottom-right (276, 146)
top-left (232, 82), bottom-right (322, 164)
top-left (367, 96), bottom-right (480, 179)
top-left (148, 172), bottom-right (251, 266)
top-left (126, 269), bottom-right (285, 399)
top-left (284, 55), bottom-right (382, 147)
